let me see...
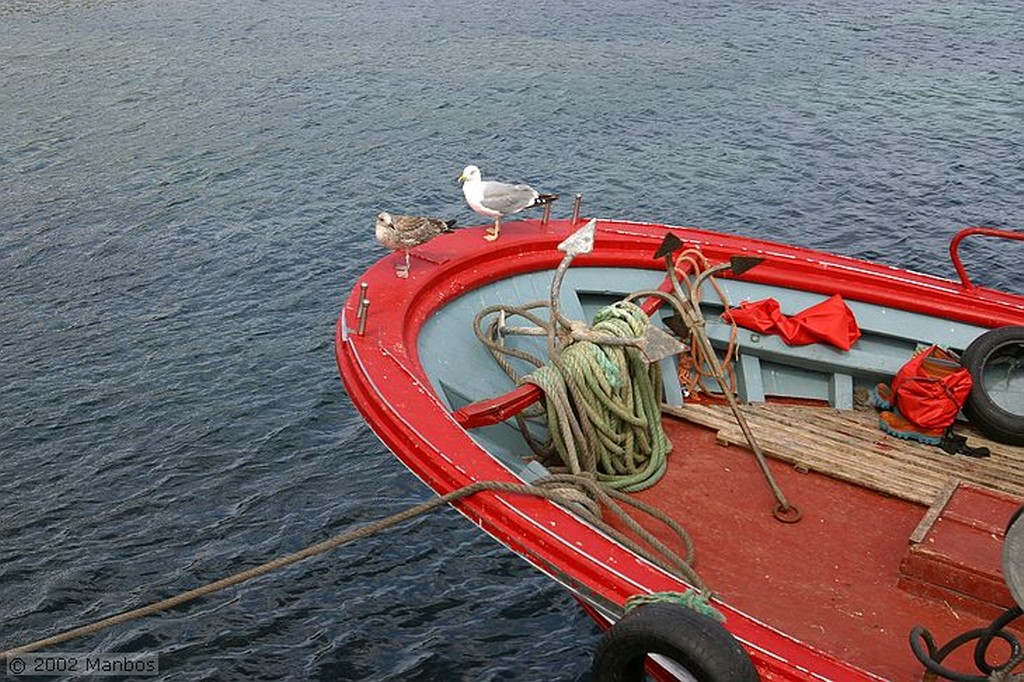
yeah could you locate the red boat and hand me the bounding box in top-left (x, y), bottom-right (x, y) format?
top-left (335, 214), bottom-right (1024, 681)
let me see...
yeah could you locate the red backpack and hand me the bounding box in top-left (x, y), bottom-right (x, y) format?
top-left (892, 345), bottom-right (973, 431)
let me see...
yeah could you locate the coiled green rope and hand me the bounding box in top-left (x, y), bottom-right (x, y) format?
top-left (522, 301), bottom-right (671, 492)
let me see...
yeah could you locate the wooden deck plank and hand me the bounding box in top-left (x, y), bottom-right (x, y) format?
top-left (663, 402), bottom-right (1024, 506)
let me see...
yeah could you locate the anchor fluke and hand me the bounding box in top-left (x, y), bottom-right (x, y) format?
top-left (661, 314), bottom-right (688, 339)
top-left (558, 218), bottom-right (597, 256)
top-left (727, 255), bottom-right (764, 277)
top-left (636, 323), bottom-right (687, 363)
top-left (653, 232), bottom-right (684, 260)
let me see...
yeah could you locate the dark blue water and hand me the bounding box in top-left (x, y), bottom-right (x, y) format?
top-left (2, 1), bottom-right (1022, 680)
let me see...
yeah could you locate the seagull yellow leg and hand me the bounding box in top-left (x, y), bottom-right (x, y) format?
top-left (484, 218), bottom-right (501, 241)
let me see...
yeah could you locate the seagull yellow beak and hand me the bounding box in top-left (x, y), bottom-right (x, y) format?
top-left (457, 171), bottom-right (467, 183)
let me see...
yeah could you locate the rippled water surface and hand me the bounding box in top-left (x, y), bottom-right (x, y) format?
top-left (2, 1), bottom-right (1022, 679)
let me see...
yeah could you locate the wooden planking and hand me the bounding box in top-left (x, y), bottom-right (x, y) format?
top-left (663, 403), bottom-right (1024, 506)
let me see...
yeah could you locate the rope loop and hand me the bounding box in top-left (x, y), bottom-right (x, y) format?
top-left (625, 590), bottom-right (725, 623)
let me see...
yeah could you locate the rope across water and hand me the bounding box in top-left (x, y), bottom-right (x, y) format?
top-left (2, 476), bottom-right (704, 657)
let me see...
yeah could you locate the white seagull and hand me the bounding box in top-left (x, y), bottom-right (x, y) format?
top-left (375, 211), bottom-right (456, 278)
top-left (458, 165), bottom-right (558, 241)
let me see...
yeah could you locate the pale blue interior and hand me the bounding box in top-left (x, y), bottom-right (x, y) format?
top-left (417, 266), bottom-right (989, 479)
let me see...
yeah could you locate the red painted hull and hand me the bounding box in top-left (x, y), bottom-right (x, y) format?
top-left (335, 218), bottom-right (1024, 680)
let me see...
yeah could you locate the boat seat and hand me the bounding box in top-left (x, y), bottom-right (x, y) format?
top-left (696, 322), bottom-right (907, 409)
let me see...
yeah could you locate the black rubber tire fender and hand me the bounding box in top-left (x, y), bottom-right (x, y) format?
top-left (962, 326), bottom-right (1024, 446)
top-left (591, 603), bottom-right (759, 682)
top-left (1003, 503), bottom-right (1024, 608)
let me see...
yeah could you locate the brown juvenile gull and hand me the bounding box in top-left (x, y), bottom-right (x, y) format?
top-left (374, 211), bottom-right (456, 278)
top-left (458, 165), bottom-right (558, 241)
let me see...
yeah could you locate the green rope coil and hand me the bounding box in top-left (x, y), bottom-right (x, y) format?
top-left (524, 301), bottom-right (672, 493)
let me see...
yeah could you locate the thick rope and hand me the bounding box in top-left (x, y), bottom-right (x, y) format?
top-left (1, 482), bottom-right (492, 656)
top-left (1, 475), bottom-right (704, 657)
top-left (477, 300), bottom-right (672, 493)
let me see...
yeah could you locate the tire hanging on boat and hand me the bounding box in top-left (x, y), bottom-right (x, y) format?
top-left (961, 325), bottom-right (1024, 445)
top-left (1003, 503), bottom-right (1024, 609)
top-left (591, 603), bottom-right (759, 682)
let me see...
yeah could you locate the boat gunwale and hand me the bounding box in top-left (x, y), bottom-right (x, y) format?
top-left (396, 220), bottom-right (1024, 349)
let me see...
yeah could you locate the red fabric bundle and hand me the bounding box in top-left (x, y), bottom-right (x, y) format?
top-left (722, 294), bottom-right (861, 351)
top-left (891, 345), bottom-right (973, 430)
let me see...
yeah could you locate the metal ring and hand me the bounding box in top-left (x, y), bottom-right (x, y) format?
top-left (773, 503), bottom-right (802, 524)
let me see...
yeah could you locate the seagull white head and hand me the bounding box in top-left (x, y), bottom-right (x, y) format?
top-left (458, 165), bottom-right (481, 184)
top-left (376, 211), bottom-right (394, 228)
